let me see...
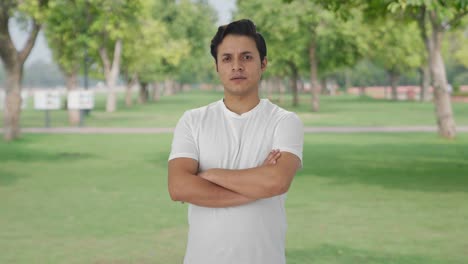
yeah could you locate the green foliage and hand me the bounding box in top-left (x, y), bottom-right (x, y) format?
top-left (156, 0), bottom-right (217, 83)
top-left (44, 0), bottom-right (143, 81)
top-left (449, 26), bottom-right (468, 68)
top-left (237, 0), bottom-right (366, 79)
top-left (315, 8), bottom-right (368, 76)
top-left (367, 19), bottom-right (423, 75)
top-left (120, 0), bottom-right (217, 84)
top-left (121, 0), bottom-right (187, 83)
top-left (45, 0), bottom-right (91, 74)
top-left (16, 0), bottom-right (50, 23)
top-left (347, 60), bottom-right (388, 87)
top-left (388, 0), bottom-right (468, 29)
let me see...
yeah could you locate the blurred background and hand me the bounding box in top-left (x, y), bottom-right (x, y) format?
top-left (1, 0), bottom-right (467, 139)
top-left (1, 1), bottom-right (468, 263)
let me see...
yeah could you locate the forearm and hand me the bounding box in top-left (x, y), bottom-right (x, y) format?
top-left (200, 165), bottom-right (288, 200)
top-left (169, 172), bottom-right (255, 208)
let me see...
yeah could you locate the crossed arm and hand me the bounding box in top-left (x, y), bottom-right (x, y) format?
top-left (168, 150), bottom-right (301, 208)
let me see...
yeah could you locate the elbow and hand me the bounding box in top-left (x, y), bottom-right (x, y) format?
top-left (267, 172), bottom-right (292, 196)
top-left (270, 180), bottom-right (290, 196)
top-left (168, 183), bottom-right (182, 202)
top-left (260, 179), bottom-right (289, 198)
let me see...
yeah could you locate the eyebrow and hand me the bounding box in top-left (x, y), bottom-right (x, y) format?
top-left (221, 51), bottom-right (253, 57)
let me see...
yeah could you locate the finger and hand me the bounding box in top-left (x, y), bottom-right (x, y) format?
top-left (263, 151), bottom-right (275, 165)
top-left (268, 151), bottom-right (281, 164)
top-left (272, 151), bottom-right (281, 164)
top-left (263, 149), bottom-right (281, 165)
top-left (274, 151), bottom-right (281, 159)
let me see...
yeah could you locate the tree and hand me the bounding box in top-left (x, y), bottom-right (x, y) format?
top-left (237, 0), bottom-right (308, 107)
top-left (239, 0), bottom-right (365, 109)
top-left (312, 0), bottom-right (467, 138)
top-left (120, 0), bottom-right (189, 105)
top-left (167, 0), bottom-right (217, 86)
top-left (86, 0), bottom-right (141, 113)
top-left (367, 19), bottom-right (423, 100)
top-left (45, 0), bottom-right (93, 125)
top-left (387, 0), bottom-right (468, 138)
top-left (148, 0), bottom-right (216, 95)
top-left (0, 0), bottom-right (48, 141)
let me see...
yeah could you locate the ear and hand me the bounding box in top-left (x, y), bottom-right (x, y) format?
top-left (261, 57), bottom-right (268, 72)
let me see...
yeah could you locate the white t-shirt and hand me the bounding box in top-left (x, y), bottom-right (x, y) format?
top-left (169, 98), bottom-right (304, 264)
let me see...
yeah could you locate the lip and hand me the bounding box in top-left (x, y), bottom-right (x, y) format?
top-left (230, 76), bottom-right (247, 81)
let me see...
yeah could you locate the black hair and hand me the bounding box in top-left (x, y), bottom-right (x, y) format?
top-left (210, 19), bottom-right (267, 64)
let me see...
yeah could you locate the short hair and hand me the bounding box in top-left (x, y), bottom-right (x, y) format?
top-left (210, 19), bottom-right (267, 64)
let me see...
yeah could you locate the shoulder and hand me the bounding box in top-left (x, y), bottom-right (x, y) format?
top-left (178, 100), bottom-right (223, 125)
top-left (182, 100), bottom-right (222, 118)
top-left (262, 99), bottom-right (303, 125)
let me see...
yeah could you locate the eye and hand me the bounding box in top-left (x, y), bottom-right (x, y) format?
top-left (222, 56), bottom-right (231, 62)
top-left (243, 55), bottom-right (253, 61)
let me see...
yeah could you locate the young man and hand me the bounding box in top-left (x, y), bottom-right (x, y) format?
top-left (168, 19), bottom-right (303, 264)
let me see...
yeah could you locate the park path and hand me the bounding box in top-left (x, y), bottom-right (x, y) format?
top-left (2, 126), bottom-right (468, 134)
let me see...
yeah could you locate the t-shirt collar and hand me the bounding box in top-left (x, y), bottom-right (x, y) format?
top-left (221, 98), bottom-right (266, 119)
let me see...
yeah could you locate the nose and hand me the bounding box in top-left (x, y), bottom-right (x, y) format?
top-left (231, 58), bottom-right (244, 71)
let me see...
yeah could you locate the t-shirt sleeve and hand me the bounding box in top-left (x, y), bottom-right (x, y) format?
top-left (272, 113), bottom-right (304, 165)
top-left (168, 111), bottom-right (199, 161)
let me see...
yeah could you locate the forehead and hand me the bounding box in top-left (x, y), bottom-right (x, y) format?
top-left (217, 35), bottom-right (258, 56)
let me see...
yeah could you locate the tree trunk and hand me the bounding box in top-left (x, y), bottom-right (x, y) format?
top-left (328, 78), bottom-right (337, 96)
top-left (416, 7), bottom-right (432, 102)
top-left (320, 78), bottom-right (327, 95)
top-left (273, 77), bottom-right (281, 102)
top-left (419, 65), bottom-right (431, 101)
top-left (309, 40), bottom-right (320, 112)
top-left (279, 78), bottom-right (285, 104)
top-left (125, 73), bottom-right (138, 107)
top-left (1, 12), bottom-right (41, 141)
top-left (3, 65), bottom-right (22, 141)
top-left (259, 80), bottom-right (266, 98)
top-left (65, 71), bottom-right (80, 126)
top-left (266, 78), bottom-right (273, 100)
top-left (345, 69), bottom-right (352, 93)
top-left (175, 82), bottom-right (182, 93)
top-left (389, 71), bottom-right (400, 101)
top-left (139, 82), bottom-right (149, 104)
top-left (428, 12), bottom-right (456, 138)
top-left (359, 87), bottom-right (366, 97)
top-left (164, 79), bottom-right (174, 96)
top-left (99, 39), bottom-right (122, 113)
top-left (152, 82), bottom-right (161, 102)
top-left (289, 63), bottom-right (299, 107)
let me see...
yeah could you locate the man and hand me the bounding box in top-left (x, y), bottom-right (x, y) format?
top-left (168, 19), bottom-right (303, 264)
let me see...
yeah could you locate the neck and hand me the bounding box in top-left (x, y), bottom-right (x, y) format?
top-left (223, 93), bottom-right (260, 115)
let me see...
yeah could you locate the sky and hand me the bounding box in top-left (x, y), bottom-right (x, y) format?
top-left (10, 0), bottom-right (236, 65)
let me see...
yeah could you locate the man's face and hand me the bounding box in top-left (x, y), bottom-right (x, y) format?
top-left (216, 34), bottom-right (267, 97)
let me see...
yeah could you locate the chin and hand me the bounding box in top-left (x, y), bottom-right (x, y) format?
top-left (225, 88), bottom-right (254, 97)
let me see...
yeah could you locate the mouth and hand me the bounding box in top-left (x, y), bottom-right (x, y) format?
top-left (230, 76), bottom-right (247, 81)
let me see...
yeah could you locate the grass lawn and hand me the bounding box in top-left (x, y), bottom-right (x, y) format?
top-left (3, 89), bottom-right (468, 128)
top-left (1, 133), bottom-right (467, 263)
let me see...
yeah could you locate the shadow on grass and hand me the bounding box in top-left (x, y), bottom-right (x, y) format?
top-left (0, 145), bottom-right (96, 162)
top-left (299, 140), bottom-right (468, 193)
top-left (0, 169), bottom-right (26, 186)
top-left (0, 137), bottom-right (96, 186)
top-left (287, 244), bottom-right (452, 264)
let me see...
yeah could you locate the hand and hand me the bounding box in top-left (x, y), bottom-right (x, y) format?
top-left (199, 149), bottom-right (281, 181)
top-left (262, 149), bottom-right (281, 166)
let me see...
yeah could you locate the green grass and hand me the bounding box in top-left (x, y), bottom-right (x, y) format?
top-left (3, 89), bottom-right (468, 127)
top-left (1, 133), bottom-right (468, 263)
